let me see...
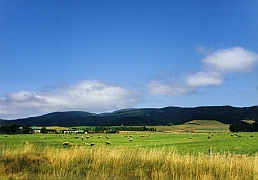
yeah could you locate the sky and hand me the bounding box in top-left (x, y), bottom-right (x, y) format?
top-left (0, 0), bottom-right (258, 119)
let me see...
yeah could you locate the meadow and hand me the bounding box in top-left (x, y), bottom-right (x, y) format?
top-left (0, 121), bottom-right (258, 179)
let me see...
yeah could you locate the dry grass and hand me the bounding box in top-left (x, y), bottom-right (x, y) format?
top-left (154, 120), bottom-right (230, 133)
top-left (242, 120), bottom-right (256, 124)
top-left (0, 143), bottom-right (257, 180)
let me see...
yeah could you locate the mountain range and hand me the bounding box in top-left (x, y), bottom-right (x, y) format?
top-left (0, 106), bottom-right (257, 126)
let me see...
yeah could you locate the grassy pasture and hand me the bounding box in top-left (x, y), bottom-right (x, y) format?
top-left (154, 120), bottom-right (230, 133)
top-left (1, 121), bottom-right (258, 179)
top-left (70, 120), bottom-right (230, 133)
top-left (1, 131), bottom-right (258, 155)
top-left (1, 132), bottom-right (258, 179)
top-left (0, 119), bottom-right (255, 154)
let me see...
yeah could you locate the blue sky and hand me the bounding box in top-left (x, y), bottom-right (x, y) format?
top-left (0, 0), bottom-right (258, 119)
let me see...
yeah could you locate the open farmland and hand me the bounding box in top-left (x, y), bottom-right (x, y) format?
top-left (1, 131), bottom-right (257, 154)
top-left (154, 120), bottom-right (230, 133)
top-left (1, 121), bottom-right (258, 179)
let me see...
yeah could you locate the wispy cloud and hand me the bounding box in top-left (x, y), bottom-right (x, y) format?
top-left (147, 46), bottom-right (258, 96)
top-left (147, 81), bottom-right (193, 96)
top-left (0, 80), bottom-right (142, 119)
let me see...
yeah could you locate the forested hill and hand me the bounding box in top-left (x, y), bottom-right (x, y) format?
top-left (0, 106), bottom-right (257, 126)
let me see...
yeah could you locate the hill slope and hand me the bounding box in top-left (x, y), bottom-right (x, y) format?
top-left (0, 106), bottom-right (257, 126)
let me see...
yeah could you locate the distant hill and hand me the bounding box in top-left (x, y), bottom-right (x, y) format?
top-left (0, 106), bottom-right (257, 126)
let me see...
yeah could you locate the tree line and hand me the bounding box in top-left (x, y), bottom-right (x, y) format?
top-left (2, 121), bottom-right (258, 134)
top-left (0, 123), bottom-right (157, 134)
top-left (85, 126), bottom-right (156, 133)
top-left (0, 124), bottom-right (33, 134)
top-left (229, 121), bottom-right (258, 132)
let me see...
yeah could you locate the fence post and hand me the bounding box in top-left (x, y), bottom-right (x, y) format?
top-left (2, 144), bottom-right (5, 155)
top-left (208, 148), bottom-right (212, 162)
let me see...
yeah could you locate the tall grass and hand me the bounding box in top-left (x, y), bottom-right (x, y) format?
top-left (0, 143), bottom-right (257, 180)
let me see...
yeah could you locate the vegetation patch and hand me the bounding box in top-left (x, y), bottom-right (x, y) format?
top-left (0, 142), bottom-right (257, 180)
top-left (0, 120), bottom-right (258, 179)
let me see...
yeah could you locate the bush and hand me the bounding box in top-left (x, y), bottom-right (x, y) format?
top-left (229, 121), bottom-right (256, 132)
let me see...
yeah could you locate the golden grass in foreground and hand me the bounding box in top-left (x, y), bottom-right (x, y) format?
top-left (0, 143), bottom-right (257, 180)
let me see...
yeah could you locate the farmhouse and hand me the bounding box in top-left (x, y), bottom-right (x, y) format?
top-left (31, 126), bottom-right (41, 133)
top-left (60, 127), bottom-right (86, 134)
top-left (32, 126), bottom-right (77, 134)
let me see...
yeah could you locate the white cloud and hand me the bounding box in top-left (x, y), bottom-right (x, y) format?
top-left (147, 46), bottom-right (258, 96)
top-left (0, 80), bottom-right (142, 119)
top-left (203, 47), bottom-right (258, 73)
top-left (1, 47), bottom-right (258, 119)
top-left (185, 71), bottom-right (223, 87)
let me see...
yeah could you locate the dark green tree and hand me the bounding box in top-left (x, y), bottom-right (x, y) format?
top-left (0, 124), bottom-right (19, 134)
top-left (41, 126), bottom-right (47, 134)
top-left (229, 121), bottom-right (254, 132)
top-left (94, 126), bottom-right (105, 133)
top-left (20, 125), bottom-right (33, 134)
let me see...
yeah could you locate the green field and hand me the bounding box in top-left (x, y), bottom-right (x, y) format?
top-left (1, 131), bottom-right (258, 155)
top-left (1, 121), bottom-right (258, 179)
top-left (0, 120), bottom-right (256, 155)
top-left (1, 132), bottom-right (258, 179)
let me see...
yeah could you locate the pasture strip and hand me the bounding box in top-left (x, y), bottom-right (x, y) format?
top-left (0, 143), bottom-right (257, 179)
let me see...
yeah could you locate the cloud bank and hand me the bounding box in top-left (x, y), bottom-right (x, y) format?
top-left (147, 47), bottom-right (258, 96)
top-left (0, 80), bottom-right (142, 119)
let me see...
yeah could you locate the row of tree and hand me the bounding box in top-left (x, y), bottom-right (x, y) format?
top-left (87, 126), bottom-right (156, 133)
top-left (0, 124), bottom-right (34, 134)
top-left (229, 121), bottom-right (258, 132)
top-left (2, 121), bottom-right (258, 134)
top-left (0, 124), bottom-right (157, 134)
